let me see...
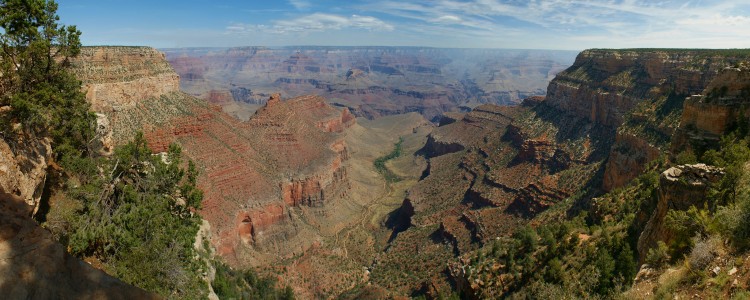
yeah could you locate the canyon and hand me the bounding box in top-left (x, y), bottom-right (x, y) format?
top-left (3, 45), bottom-right (750, 298)
top-left (162, 47), bottom-right (577, 122)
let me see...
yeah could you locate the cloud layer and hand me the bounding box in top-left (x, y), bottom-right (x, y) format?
top-left (61, 0), bottom-right (750, 49)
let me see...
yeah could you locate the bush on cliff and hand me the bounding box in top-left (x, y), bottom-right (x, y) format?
top-left (63, 133), bottom-right (206, 298)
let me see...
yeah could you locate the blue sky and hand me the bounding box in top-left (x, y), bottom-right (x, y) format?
top-left (58, 0), bottom-right (750, 50)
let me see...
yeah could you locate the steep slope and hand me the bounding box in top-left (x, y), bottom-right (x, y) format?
top-left (367, 97), bottom-right (613, 295)
top-left (672, 63), bottom-right (750, 153)
top-left (0, 131), bottom-right (50, 214)
top-left (71, 46), bottom-right (180, 113)
top-left (163, 47), bottom-right (577, 121)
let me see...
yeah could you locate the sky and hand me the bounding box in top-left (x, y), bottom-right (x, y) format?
top-left (58, 0), bottom-right (750, 50)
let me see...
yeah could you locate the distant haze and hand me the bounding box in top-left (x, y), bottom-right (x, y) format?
top-left (59, 0), bottom-right (750, 50)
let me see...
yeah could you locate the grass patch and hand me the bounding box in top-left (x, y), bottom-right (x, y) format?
top-left (375, 137), bottom-right (404, 183)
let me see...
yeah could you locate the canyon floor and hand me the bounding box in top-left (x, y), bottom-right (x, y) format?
top-left (257, 113), bottom-right (433, 299)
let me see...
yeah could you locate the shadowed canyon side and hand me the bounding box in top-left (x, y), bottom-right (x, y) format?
top-left (366, 97), bottom-right (614, 295)
top-left (0, 193), bottom-right (159, 299)
top-left (162, 47), bottom-right (578, 121)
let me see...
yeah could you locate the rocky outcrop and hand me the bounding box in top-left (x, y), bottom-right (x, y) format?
top-left (420, 134), bottom-right (465, 158)
top-left (637, 164), bottom-right (724, 262)
top-left (71, 46), bottom-right (180, 113)
top-left (281, 157), bottom-right (350, 208)
top-left (107, 91), bottom-right (356, 262)
top-left (0, 193), bottom-right (156, 299)
top-left (0, 131), bottom-right (51, 214)
top-left (70, 46), bottom-right (359, 270)
top-left (94, 113), bottom-right (114, 156)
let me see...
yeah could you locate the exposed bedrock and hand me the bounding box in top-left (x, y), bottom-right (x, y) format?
top-left (637, 164), bottom-right (724, 262)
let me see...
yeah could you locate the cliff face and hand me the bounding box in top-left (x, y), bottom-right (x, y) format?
top-left (672, 65), bottom-right (750, 153)
top-left (373, 98), bottom-right (613, 294)
top-left (546, 49), bottom-right (750, 191)
top-left (119, 92), bottom-right (356, 259)
top-left (547, 49), bottom-right (725, 127)
top-left (71, 46), bottom-right (180, 113)
top-left (68, 48), bottom-right (365, 278)
top-left (0, 132), bottom-right (50, 214)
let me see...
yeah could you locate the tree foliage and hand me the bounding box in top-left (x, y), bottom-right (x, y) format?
top-left (0, 0), bottom-right (93, 159)
top-left (61, 133), bottom-right (206, 297)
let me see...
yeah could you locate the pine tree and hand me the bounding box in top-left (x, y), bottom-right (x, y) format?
top-left (0, 0), bottom-right (94, 160)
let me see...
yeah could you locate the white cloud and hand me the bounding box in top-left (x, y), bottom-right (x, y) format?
top-left (433, 15), bottom-right (463, 24)
top-left (358, 0), bottom-right (750, 49)
top-left (288, 0), bottom-right (311, 10)
top-left (222, 0), bottom-right (750, 49)
top-left (227, 13), bottom-right (394, 36)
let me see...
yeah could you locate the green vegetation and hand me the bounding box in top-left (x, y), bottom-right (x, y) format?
top-left (212, 261), bottom-right (295, 300)
top-left (374, 137), bottom-right (403, 183)
top-left (56, 133), bottom-right (206, 297)
top-left (462, 116), bottom-right (750, 298)
top-left (0, 0), bottom-right (94, 161)
top-left (588, 48), bottom-right (750, 57)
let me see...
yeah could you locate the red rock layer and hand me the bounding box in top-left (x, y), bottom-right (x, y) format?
top-left (137, 94), bottom-right (355, 263)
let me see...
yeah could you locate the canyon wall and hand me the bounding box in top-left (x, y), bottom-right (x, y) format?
top-left (546, 49), bottom-right (750, 190)
top-left (0, 131), bottom-right (50, 213)
top-left (376, 49), bottom-right (750, 295)
top-left (71, 46), bottom-right (180, 113)
top-left (70, 47), bottom-right (363, 272)
top-left (637, 164), bottom-right (724, 262)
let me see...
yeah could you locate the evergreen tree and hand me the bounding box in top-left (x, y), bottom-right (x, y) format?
top-left (0, 0), bottom-right (94, 160)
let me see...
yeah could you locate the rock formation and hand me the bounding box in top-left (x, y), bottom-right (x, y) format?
top-left (372, 97), bottom-right (611, 294)
top-left (0, 130), bottom-right (51, 214)
top-left (637, 164), bottom-right (724, 262)
top-left (672, 64), bottom-right (750, 153)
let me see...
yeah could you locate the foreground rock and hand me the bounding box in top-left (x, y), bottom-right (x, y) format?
top-left (637, 164), bottom-right (724, 262)
top-left (0, 193), bottom-right (157, 299)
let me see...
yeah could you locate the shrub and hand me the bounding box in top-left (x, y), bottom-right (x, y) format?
top-left (645, 241), bottom-right (670, 268)
top-left (688, 237), bottom-right (719, 270)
